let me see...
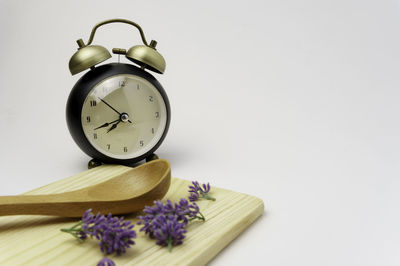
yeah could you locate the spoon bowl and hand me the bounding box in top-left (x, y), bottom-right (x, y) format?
top-left (0, 159), bottom-right (171, 217)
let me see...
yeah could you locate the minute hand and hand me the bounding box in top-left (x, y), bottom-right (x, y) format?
top-left (98, 97), bottom-right (132, 123)
top-left (98, 97), bottom-right (122, 115)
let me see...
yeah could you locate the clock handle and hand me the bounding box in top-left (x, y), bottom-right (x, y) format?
top-left (70, 18), bottom-right (166, 75)
top-left (82, 18), bottom-right (149, 47)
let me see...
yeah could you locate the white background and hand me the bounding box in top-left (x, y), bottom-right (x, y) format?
top-left (0, 0), bottom-right (399, 265)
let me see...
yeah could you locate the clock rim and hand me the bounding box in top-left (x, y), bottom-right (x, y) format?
top-left (66, 63), bottom-right (171, 165)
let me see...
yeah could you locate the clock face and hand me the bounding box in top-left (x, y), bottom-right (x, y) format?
top-left (81, 74), bottom-right (168, 160)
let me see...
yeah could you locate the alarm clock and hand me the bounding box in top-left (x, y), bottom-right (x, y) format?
top-left (66, 19), bottom-right (170, 167)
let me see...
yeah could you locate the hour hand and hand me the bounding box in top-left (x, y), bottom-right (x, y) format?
top-left (107, 121), bottom-right (120, 133)
top-left (94, 119), bottom-right (119, 130)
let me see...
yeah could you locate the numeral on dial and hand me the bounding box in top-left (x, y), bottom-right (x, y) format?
top-left (119, 80), bottom-right (126, 87)
top-left (149, 96), bottom-right (153, 102)
top-left (155, 112), bottom-right (159, 118)
top-left (86, 116), bottom-right (91, 123)
top-left (90, 100), bottom-right (97, 107)
top-left (151, 128), bottom-right (155, 134)
top-left (93, 133), bottom-right (97, 139)
top-left (140, 140), bottom-right (144, 147)
top-left (123, 147), bottom-right (128, 152)
top-left (107, 144), bottom-right (111, 150)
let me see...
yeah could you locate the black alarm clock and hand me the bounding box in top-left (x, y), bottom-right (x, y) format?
top-left (66, 19), bottom-right (170, 167)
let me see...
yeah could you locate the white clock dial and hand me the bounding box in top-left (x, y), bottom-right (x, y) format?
top-left (81, 74), bottom-right (168, 159)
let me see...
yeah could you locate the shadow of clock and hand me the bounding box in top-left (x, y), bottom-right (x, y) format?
top-left (79, 146), bottom-right (196, 170)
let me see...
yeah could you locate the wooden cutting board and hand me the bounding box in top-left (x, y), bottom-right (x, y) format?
top-left (0, 164), bottom-right (264, 266)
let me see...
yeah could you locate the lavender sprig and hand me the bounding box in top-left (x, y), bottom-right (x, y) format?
top-left (153, 215), bottom-right (187, 252)
top-left (175, 198), bottom-right (205, 222)
top-left (61, 209), bottom-right (136, 256)
top-left (137, 199), bottom-right (205, 252)
top-left (188, 181), bottom-right (216, 202)
top-left (138, 199), bottom-right (204, 236)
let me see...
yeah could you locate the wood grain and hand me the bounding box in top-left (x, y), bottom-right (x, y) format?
top-left (0, 165), bottom-right (264, 266)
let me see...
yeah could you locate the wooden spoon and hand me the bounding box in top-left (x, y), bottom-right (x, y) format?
top-left (0, 159), bottom-right (171, 217)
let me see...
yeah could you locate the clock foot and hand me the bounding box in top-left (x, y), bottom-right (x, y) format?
top-left (88, 158), bottom-right (103, 169)
top-left (145, 153), bottom-right (159, 162)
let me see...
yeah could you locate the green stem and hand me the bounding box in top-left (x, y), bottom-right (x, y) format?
top-left (188, 211), bottom-right (206, 222)
top-left (60, 220), bottom-right (83, 233)
top-left (167, 236), bottom-right (173, 252)
top-left (60, 220), bottom-right (85, 243)
top-left (197, 211), bottom-right (206, 221)
top-left (200, 192), bottom-right (216, 201)
top-left (71, 220), bottom-right (83, 229)
top-left (60, 228), bottom-right (82, 232)
top-left (60, 229), bottom-right (84, 242)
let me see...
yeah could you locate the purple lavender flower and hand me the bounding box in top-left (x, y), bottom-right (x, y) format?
top-left (152, 215), bottom-right (187, 252)
top-left (97, 257), bottom-right (115, 266)
top-left (174, 198), bottom-right (204, 223)
top-left (137, 200), bottom-right (175, 238)
top-left (137, 198), bottom-right (205, 251)
top-left (188, 192), bottom-right (199, 202)
top-left (138, 199), bottom-right (204, 235)
top-left (61, 209), bottom-right (136, 256)
top-left (188, 181), bottom-right (216, 202)
top-left (96, 214), bottom-right (137, 255)
top-left (81, 209), bottom-right (107, 240)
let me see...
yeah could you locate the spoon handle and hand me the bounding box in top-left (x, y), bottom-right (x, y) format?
top-left (0, 193), bottom-right (87, 217)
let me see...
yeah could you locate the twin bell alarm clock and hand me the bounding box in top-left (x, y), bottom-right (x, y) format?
top-left (66, 19), bottom-right (170, 167)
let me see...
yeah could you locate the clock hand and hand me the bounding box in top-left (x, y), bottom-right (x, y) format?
top-left (98, 97), bottom-right (132, 123)
top-left (98, 97), bottom-right (122, 115)
top-left (107, 120), bottom-right (121, 133)
top-left (94, 119), bottom-right (120, 130)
